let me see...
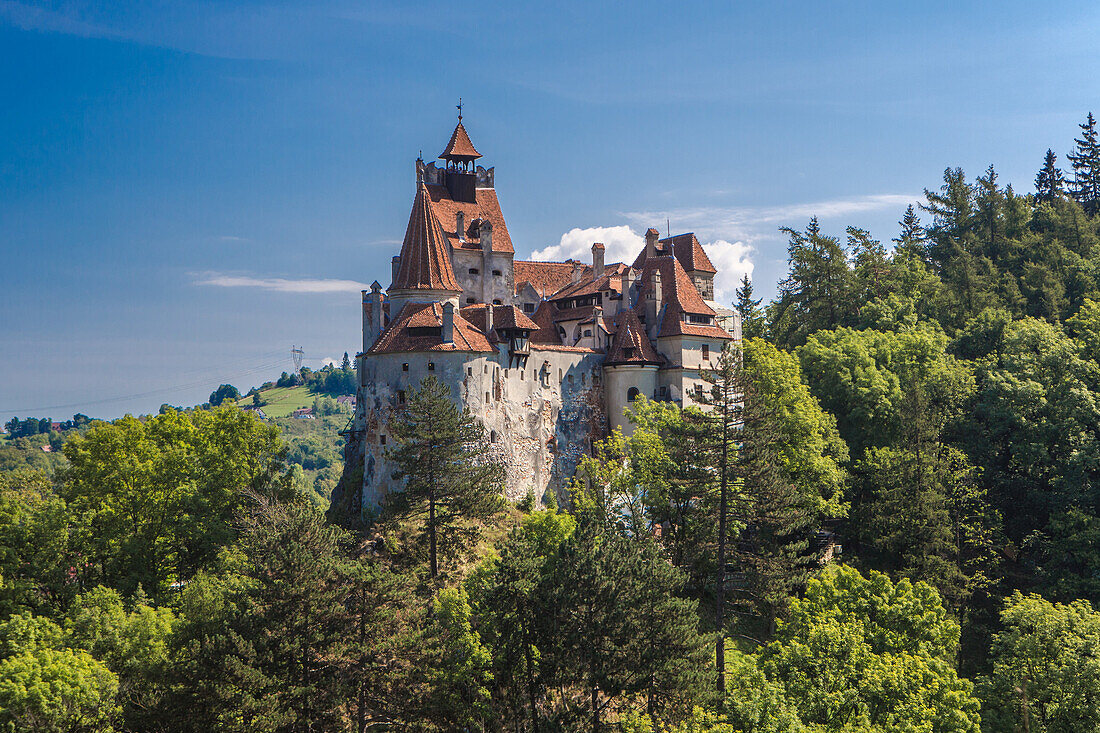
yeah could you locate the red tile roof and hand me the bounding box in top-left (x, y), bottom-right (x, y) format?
top-left (606, 310), bottom-right (663, 365)
top-left (369, 302), bottom-right (496, 354)
top-left (459, 304), bottom-right (539, 333)
top-left (632, 232), bottom-right (717, 274)
top-left (514, 261), bottom-right (579, 297)
top-left (425, 184), bottom-right (514, 254)
top-left (634, 256), bottom-right (715, 317)
top-left (439, 121), bottom-right (482, 160)
top-left (547, 263), bottom-right (629, 301)
top-left (658, 303), bottom-right (735, 339)
top-left (530, 301), bottom-right (565, 345)
top-left (392, 183), bottom-right (462, 292)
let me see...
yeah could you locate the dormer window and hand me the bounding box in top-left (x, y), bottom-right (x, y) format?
top-left (622, 347), bottom-right (635, 359)
top-left (493, 299), bottom-right (502, 305)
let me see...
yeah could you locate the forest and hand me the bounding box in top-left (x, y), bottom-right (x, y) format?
top-left (5, 114), bottom-right (1100, 732)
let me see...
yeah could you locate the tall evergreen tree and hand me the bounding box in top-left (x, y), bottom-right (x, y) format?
top-left (386, 376), bottom-right (505, 580)
top-left (734, 273), bottom-right (765, 340)
top-left (1035, 148), bottom-right (1066, 205)
top-left (537, 525), bottom-right (710, 732)
top-left (1069, 112), bottom-right (1100, 216)
top-left (770, 218), bottom-right (853, 349)
top-left (894, 203), bottom-right (926, 259)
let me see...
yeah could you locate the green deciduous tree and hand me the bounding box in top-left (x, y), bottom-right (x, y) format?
top-left (980, 592), bottom-right (1100, 733)
top-left (759, 565), bottom-right (981, 733)
top-left (0, 613), bottom-right (120, 733)
top-left (60, 406), bottom-right (293, 599)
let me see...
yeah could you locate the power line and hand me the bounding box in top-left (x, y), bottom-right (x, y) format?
top-left (2, 358), bottom-right (291, 415)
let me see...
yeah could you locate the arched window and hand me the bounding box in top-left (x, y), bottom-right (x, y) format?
top-left (627, 387), bottom-right (640, 401)
top-left (490, 430), bottom-right (497, 443)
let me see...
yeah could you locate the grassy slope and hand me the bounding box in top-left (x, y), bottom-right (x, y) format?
top-left (235, 385), bottom-right (315, 418)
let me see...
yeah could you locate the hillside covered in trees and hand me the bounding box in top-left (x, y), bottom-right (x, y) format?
top-left (6, 115), bottom-right (1100, 731)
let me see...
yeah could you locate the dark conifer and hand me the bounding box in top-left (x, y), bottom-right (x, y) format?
top-left (734, 274), bottom-right (765, 340)
top-left (1035, 149), bottom-right (1066, 205)
top-left (386, 376), bottom-right (505, 580)
top-left (893, 204), bottom-right (926, 260)
top-left (1068, 112), bottom-right (1100, 216)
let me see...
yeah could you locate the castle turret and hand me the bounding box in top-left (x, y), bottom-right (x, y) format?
top-left (387, 182), bottom-right (462, 316)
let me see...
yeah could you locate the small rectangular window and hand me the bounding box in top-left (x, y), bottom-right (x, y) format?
top-left (583, 329), bottom-right (591, 337)
top-left (694, 384), bottom-right (704, 400)
top-left (380, 435), bottom-right (386, 446)
top-left (467, 367), bottom-right (473, 376)
top-left (702, 345), bottom-right (710, 360)
top-left (485, 391), bottom-right (491, 403)
top-left (523, 303), bottom-right (535, 313)
top-left (492, 269), bottom-right (502, 276)
top-left (397, 390), bottom-right (405, 404)
top-left (469, 268), bottom-right (479, 275)
top-left (402, 363), bottom-right (409, 372)
top-left (428, 362), bottom-right (435, 371)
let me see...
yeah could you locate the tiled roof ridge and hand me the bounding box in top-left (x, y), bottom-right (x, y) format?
top-left (369, 301), bottom-right (496, 354)
top-left (392, 183), bottom-right (462, 292)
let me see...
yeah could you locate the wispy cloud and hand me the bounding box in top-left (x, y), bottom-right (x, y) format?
top-left (623, 193), bottom-right (918, 246)
top-left (195, 273), bottom-right (368, 294)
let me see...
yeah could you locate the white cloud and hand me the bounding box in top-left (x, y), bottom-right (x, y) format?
top-left (195, 274), bottom-right (369, 294)
top-left (529, 225), bottom-right (752, 308)
top-left (530, 225), bottom-right (644, 266)
top-left (706, 240), bottom-right (754, 305)
top-left (321, 357), bottom-right (339, 367)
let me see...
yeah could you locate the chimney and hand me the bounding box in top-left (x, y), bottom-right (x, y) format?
top-left (571, 259), bottom-right (585, 283)
top-left (592, 242), bottom-right (605, 277)
top-left (620, 267), bottom-right (632, 311)
top-left (442, 302), bottom-right (454, 343)
top-left (456, 211), bottom-right (465, 241)
top-left (645, 228), bottom-right (660, 259)
top-left (485, 303), bottom-right (494, 334)
top-left (391, 255), bottom-right (401, 286)
top-left (362, 289), bottom-right (371, 354)
top-left (646, 269), bottom-right (663, 339)
top-left (370, 281), bottom-right (384, 340)
top-left (481, 219), bottom-right (493, 251)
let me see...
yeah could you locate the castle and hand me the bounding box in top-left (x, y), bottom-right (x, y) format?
top-left (344, 116), bottom-right (740, 508)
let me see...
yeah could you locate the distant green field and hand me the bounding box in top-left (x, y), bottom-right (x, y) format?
top-left (236, 385), bottom-right (315, 418)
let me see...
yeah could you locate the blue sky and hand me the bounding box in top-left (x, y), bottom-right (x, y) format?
top-left (2, 0), bottom-right (1098, 422)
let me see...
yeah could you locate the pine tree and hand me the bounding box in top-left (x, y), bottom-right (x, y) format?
top-left (341, 352), bottom-right (352, 371)
top-left (1035, 149), bottom-right (1066, 205)
top-left (727, 354), bottom-right (816, 639)
top-left (386, 376), bottom-right (505, 580)
top-left (734, 274), bottom-right (765, 340)
top-left (537, 526), bottom-right (709, 731)
top-left (771, 217), bottom-right (853, 349)
top-left (1068, 112), bottom-right (1100, 216)
top-left (893, 204), bottom-right (926, 261)
top-left (697, 343), bottom-right (741, 696)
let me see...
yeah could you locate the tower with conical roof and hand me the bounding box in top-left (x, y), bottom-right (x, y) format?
top-left (386, 181), bottom-right (463, 317)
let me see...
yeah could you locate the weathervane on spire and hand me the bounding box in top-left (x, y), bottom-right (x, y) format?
top-left (457, 97), bottom-right (463, 122)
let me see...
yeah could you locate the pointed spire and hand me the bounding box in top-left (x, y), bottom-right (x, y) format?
top-left (440, 121), bottom-right (482, 161)
top-left (391, 183), bottom-right (462, 292)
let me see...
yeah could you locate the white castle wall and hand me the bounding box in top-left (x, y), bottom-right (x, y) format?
top-left (354, 346), bottom-right (604, 508)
